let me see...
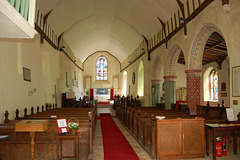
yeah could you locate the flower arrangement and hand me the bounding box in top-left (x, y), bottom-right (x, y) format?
top-left (68, 122), bottom-right (79, 130)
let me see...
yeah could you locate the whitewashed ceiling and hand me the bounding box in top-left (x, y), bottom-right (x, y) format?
top-left (37, 0), bottom-right (186, 62)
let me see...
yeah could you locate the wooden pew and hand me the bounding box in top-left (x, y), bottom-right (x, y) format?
top-left (196, 105), bottom-right (228, 123)
top-left (115, 100), bottom-right (235, 159)
top-left (0, 106), bottom-right (97, 160)
top-left (115, 104), bottom-right (195, 158)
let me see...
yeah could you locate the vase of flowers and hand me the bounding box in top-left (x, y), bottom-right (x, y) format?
top-left (68, 117), bottom-right (79, 135)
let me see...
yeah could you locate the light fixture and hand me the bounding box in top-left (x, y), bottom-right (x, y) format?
top-left (59, 46), bottom-right (65, 51)
top-left (179, 17), bottom-right (184, 23)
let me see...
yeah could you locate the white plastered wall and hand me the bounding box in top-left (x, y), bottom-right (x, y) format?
top-left (83, 51), bottom-right (120, 90)
top-left (121, 0), bottom-right (240, 116)
top-left (0, 35), bottom-right (45, 123)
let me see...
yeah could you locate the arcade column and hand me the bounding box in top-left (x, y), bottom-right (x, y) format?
top-left (151, 80), bottom-right (161, 106)
top-left (185, 70), bottom-right (202, 115)
top-left (163, 76), bottom-right (176, 110)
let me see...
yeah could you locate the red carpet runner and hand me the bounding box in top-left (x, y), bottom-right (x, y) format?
top-left (100, 115), bottom-right (140, 160)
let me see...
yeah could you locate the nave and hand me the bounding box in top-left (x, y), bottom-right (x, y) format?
top-left (93, 107), bottom-right (240, 160)
top-left (0, 104), bottom-right (240, 160)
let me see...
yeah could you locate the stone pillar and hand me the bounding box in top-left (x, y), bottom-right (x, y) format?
top-left (185, 70), bottom-right (202, 115)
top-left (151, 80), bottom-right (160, 106)
top-left (163, 76), bottom-right (176, 110)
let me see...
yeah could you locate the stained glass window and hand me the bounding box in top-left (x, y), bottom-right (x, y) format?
top-left (209, 69), bottom-right (218, 100)
top-left (96, 56), bottom-right (107, 80)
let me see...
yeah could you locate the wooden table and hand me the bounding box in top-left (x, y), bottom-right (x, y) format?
top-left (205, 123), bottom-right (240, 160)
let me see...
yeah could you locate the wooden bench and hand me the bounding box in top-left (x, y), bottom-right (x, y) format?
top-left (115, 101), bottom-right (237, 159)
top-left (196, 105), bottom-right (228, 123)
top-left (115, 104), bottom-right (196, 158)
top-left (0, 106), bottom-right (97, 160)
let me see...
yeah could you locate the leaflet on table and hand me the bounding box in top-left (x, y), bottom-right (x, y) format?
top-left (206, 123), bottom-right (240, 127)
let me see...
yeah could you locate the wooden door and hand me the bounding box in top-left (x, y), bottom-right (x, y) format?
top-left (182, 119), bottom-right (205, 155)
top-left (156, 120), bottom-right (182, 158)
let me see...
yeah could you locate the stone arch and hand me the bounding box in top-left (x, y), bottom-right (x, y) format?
top-left (164, 44), bottom-right (186, 110)
top-left (165, 44), bottom-right (183, 76)
top-left (186, 24), bottom-right (226, 114)
top-left (152, 56), bottom-right (162, 105)
top-left (152, 56), bottom-right (162, 79)
top-left (188, 24), bottom-right (224, 70)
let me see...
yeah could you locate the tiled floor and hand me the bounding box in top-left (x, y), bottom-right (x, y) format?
top-left (92, 107), bottom-right (240, 160)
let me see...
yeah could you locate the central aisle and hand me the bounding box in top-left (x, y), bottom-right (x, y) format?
top-left (100, 115), bottom-right (140, 160)
top-left (92, 108), bottom-right (153, 160)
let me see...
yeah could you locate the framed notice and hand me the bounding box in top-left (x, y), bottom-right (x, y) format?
top-left (56, 119), bottom-right (69, 133)
top-left (23, 67), bottom-right (31, 82)
top-left (221, 93), bottom-right (227, 97)
top-left (232, 66), bottom-right (240, 97)
top-left (226, 108), bottom-right (235, 121)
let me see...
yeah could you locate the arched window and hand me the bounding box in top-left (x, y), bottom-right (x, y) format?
top-left (96, 56), bottom-right (107, 80)
top-left (122, 71), bottom-right (127, 96)
top-left (138, 61), bottom-right (144, 96)
top-left (209, 69), bottom-right (218, 100)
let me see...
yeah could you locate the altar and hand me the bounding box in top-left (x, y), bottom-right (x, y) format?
top-left (94, 88), bottom-right (110, 102)
top-left (95, 94), bottom-right (110, 102)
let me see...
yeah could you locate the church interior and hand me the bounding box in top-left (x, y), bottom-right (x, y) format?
top-left (0, 0), bottom-right (240, 159)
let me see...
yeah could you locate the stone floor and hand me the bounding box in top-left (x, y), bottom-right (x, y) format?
top-left (92, 107), bottom-right (240, 160)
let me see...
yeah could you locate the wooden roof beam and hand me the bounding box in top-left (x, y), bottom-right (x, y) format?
top-left (203, 53), bottom-right (221, 61)
top-left (43, 9), bottom-right (53, 31)
top-left (205, 40), bottom-right (225, 51)
top-left (58, 32), bottom-right (65, 49)
top-left (157, 17), bottom-right (168, 49)
top-left (203, 53), bottom-right (226, 69)
top-left (209, 47), bottom-right (227, 53)
top-left (142, 35), bottom-right (150, 60)
top-left (222, 0), bottom-right (229, 5)
top-left (176, 0), bottom-right (187, 35)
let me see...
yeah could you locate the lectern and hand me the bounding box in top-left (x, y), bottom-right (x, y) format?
top-left (15, 120), bottom-right (49, 160)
